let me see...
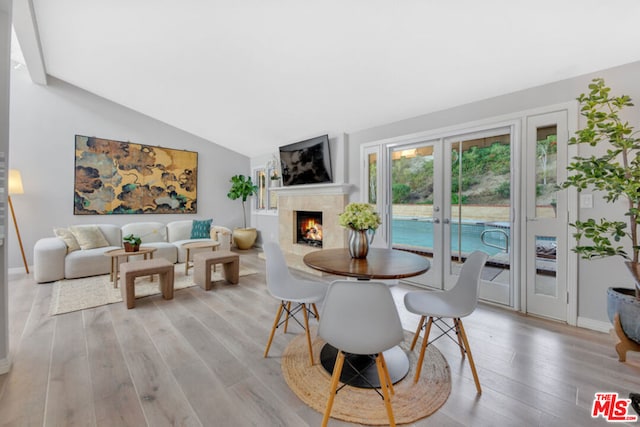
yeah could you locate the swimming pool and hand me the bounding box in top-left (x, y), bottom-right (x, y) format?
top-left (392, 218), bottom-right (509, 256)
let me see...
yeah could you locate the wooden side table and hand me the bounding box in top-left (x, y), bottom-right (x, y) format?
top-left (120, 258), bottom-right (174, 309)
top-left (104, 247), bottom-right (157, 288)
top-left (182, 240), bottom-right (221, 275)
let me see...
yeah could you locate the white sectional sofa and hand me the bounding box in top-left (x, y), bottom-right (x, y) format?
top-left (33, 220), bottom-right (232, 283)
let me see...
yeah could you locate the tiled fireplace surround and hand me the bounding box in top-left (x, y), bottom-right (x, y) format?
top-left (274, 183), bottom-right (351, 275)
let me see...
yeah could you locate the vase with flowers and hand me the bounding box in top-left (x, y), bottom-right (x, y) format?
top-left (338, 202), bottom-right (382, 258)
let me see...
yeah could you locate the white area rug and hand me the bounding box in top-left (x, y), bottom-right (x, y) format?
top-left (49, 263), bottom-right (257, 315)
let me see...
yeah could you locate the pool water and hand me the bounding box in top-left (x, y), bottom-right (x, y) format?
top-left (392, 218), bottom-right (508, 256)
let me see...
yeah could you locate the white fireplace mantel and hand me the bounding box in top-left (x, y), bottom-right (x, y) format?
top-left (271, 183), bottom-right (353, 196)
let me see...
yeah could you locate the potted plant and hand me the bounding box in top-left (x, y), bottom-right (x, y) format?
top-left (227, 174), bottom-right (258, 249)
top-left (270, 171), bottom-right (281, 187)
top-left (562, 78), bottom-right (640, 349)
top-left (123, 234), bottom-right (141, 252)
top-left (338, 202), bottom-right (382, 258)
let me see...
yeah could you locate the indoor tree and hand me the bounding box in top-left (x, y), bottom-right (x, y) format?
top-left (562, 78), bottom-right (640, 298)
top-left (227, 174), bottom-right (258, 229)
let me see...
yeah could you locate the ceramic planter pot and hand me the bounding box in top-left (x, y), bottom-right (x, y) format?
top-left (607, 286), bottom-right (640, 344)
top-left (233, 227), bottom-right (257, 250)
top-left (124, 242), bottom-right (140, 252)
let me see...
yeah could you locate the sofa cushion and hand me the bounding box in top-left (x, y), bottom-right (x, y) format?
top-left (65, 246), bottom-right (119, 279)
top-left (191, 219), bottom-right (212, 239)
top-left (34, 237), bottom-right (68, 283)
top-left (54, 227), bottom-right (80, 253)
top-left (167, 220), bottom-right (194, 243)
top-left (122, 222), bottom-right (168, 243)
top-left (69, 225), bottom-right (110, 250)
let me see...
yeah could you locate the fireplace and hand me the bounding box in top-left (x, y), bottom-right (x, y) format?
top-left (296, 211), bottom-right (323, 247)
top-left (274, 183), bottom-right (350, 275)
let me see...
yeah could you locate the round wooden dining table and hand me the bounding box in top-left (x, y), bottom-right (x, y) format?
top-left (303, 247), bottom-right (430, 388)
top-left (303, 247), bottom-right (430, 280)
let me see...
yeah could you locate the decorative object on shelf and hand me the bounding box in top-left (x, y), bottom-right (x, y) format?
top-left (227, 174), bottom-right (258, 249)
top-left (338, 202), bottom-right (381, 258)
top-left (8, 169), bottom-right (28, 273)
top-left (270, 172), bottom-right (281, 187)
top-left (122, 233), bottom-right (141, 252)
top-left (561, 78), bottom-right (640, 357)
top-left (268, 154), bottom-right (282, 188)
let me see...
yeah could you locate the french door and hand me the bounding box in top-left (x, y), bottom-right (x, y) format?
top-left (378, 127), bottom-right (514, 305)
top-left (363, 105), bottom-right (576, 319)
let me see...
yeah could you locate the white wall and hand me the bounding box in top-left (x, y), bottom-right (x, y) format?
top-left (347, 60), bottom-right (640, 326)
top-left (8, 65), bottom-right (251, 270)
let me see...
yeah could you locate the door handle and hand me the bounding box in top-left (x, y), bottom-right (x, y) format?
top-left (433, 218), bottom-right (440, 224)
top-left (443, 219), bottom-right (450, 225)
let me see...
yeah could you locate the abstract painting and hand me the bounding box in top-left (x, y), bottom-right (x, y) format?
top-left (74, 135), bottom-right (198, 214)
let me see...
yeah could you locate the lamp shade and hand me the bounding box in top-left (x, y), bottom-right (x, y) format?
top-left (8, 169), bottom-right (24, 195)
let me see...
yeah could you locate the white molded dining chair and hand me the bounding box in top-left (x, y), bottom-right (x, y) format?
top-left (403, 250), bottom-right (488, 393)
top-left (318, 279), bottom-right (404, 427)
top-left (263, 242), bottom-right (327, 366)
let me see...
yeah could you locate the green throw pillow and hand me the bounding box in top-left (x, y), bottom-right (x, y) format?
top-left (191, 219), bottom-right (212, 239)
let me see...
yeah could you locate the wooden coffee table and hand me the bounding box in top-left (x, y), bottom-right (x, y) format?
top-left (104, 247), bottom-right (157, 288)
top-left (182, 240), bottom-right (221, 275)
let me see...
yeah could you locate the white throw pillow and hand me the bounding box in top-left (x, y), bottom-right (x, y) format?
top-left (69, 225), bottom-right (109, 250)
top-left (53, 227), bottom-right (80, 253)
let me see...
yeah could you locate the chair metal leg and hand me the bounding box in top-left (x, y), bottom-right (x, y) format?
top-left (414, 316), bottom-right (433, 383)
top-left (375, 354), bottom-right (396, 427)
top-left (410, 315), bottom-right (425, 351)
top-left (264, 303), bottom-right (284, 358)
top-left (311, 303), bottom-right (320, 320)
top-left (322, 351), bottom-right (345, 427)
top-left (453, 318), bottom-right (466, 359)
top-left (284, 301), bottom-right (292, 333)
top-left (301, 303), bottom-right (314, 366)
top-left (456, 318), bottom-right (482, 394)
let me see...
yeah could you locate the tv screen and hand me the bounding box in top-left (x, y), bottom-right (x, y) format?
top-left (279, 135), bottom-right (333, 186)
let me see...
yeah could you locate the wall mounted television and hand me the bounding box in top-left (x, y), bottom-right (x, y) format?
top-left (279, 135), bottom-right (333, 186)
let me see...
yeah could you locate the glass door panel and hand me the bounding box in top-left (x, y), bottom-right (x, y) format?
top-left (367, 152), bottom-right (377, 204)
top-left (534, 235), bottom-right (558, 297)
top-left (526, 113), bottom-right (568, 321)
top-left (536, 126), bottom-right (558, 219)
top-left (390, 145), bottom-right (435, 252)
top-left (390, 142), bottom-right (442, 288)
top-left (447, 133), bottom-right (512, 303)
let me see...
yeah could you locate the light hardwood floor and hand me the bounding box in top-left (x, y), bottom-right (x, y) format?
top-left (1, 249), bottom-right (639, 426)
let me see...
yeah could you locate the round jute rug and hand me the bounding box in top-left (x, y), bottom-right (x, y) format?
top-left (281, 330), bottom-right (451, 425)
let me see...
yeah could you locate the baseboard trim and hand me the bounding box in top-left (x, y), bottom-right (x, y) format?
top-left (577, 316), bottom-right (611, 333)
top-left (0, 356), bottom-right (11, 374)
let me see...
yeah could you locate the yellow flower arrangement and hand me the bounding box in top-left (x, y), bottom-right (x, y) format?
top-left (338, 202), bottom-right (382, 231)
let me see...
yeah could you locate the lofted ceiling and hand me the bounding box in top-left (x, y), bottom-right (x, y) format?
top-left (11, 0), bottom-right (640, 157)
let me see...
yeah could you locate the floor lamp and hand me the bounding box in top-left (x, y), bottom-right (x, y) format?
top-left (8, 169), bottom-right (28, 274)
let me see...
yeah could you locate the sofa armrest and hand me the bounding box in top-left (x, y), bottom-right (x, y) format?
top-left (34, 237), bottom-right (67, 283)
top-left (211, 226), bottom-right (232, 251)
